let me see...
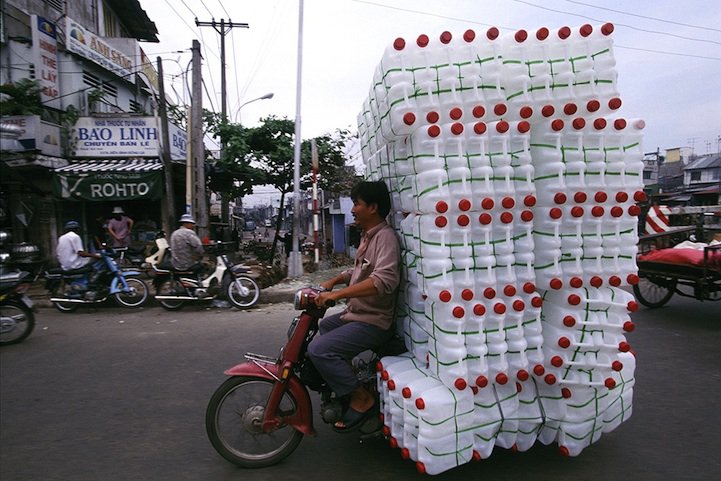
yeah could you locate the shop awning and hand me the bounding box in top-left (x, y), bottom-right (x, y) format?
top-left (52, 159), bottom-right (164, 201)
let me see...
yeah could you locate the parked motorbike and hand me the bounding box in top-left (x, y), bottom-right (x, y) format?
top-left (205, 287), bottom-right (406, 467)
top-left (0, 266), bottom-right (36, 345)
top-left (153, 241), bottom-right (260, 310)
top-left (44, 246), bottom-right (149, 312)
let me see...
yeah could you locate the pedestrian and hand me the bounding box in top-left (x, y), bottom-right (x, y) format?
top-left (170, 213), bottom-right (204, 276)
top-left (307, 181), bottom-right (401, 431)
top-left (56, 220), bottom-right (101, 271)
top-left (107, 206), bottom-right (134, 248)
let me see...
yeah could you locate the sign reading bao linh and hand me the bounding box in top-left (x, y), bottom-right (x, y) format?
top-left (71, 117), bottom-right (187, 160)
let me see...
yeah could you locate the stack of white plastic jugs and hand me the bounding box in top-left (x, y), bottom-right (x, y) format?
top-left (357, 23), bottom-right (641, 475)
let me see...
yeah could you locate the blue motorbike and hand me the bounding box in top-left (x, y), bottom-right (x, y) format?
top-left (44, 246), bottom-right (149, 313)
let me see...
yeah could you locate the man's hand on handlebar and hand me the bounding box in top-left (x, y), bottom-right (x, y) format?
top-left (314, 290), bottom-right (337, 308)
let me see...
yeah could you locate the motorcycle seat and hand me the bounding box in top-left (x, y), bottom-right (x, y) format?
top-left (47, 266), bottom-right (93, 276)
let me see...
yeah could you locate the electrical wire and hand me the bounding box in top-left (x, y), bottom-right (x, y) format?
top-left (563, 0), bottom-right (721, 33)
top-left (510, 0), bottom-right (721, 45)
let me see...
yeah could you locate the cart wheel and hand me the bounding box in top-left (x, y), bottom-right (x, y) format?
top-left (633, 276), bottom-right (677, 308)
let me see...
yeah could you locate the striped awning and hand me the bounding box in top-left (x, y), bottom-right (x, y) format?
top-left (54, 159), bottom-right (163, 173)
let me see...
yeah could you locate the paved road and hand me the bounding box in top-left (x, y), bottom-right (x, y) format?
top-left (1, 296), bottom-right (720, 481)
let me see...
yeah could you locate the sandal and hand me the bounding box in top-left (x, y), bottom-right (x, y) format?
top-left (332, 403), bottom-right (375, 433)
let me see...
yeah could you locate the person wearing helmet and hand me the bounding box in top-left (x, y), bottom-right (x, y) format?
top-left (170, 214), bottom-right (204, 274)
top-left (56, 221), bottom-right (101, 271)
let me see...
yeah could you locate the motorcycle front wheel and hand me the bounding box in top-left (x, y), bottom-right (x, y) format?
top-left (205, 376), bottom-right (303, 468)
top-left (156, 278), bottom-right (185, 310)
top-left (226, 276), bottom-right (260, 309)
top-left (114, 277), bottom-right (149, 308)
top-left (0, 301), bottom-right (35, 345)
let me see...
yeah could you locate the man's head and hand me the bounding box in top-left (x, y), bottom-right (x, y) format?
top-left (178, 213), bottom-right (196, 228)
top-left (112, 206), bottom-right (124, 220)
top-left (64, 220), bottom-right (80, 232)
top-left (350, 181), bottom-right (391, 229)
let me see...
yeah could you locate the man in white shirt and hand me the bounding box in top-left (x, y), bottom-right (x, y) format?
top-left (56, 220), bottom-right (100, 271)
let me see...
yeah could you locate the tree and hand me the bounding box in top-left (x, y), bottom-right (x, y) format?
top-left (244, 116), bottom-right (359, 261)
top-left (0, 79), bottom-right (43, 116)
top-left (203, 110), bottom-right (267, 219)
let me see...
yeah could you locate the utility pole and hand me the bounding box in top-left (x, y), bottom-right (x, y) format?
top-left (195, 18), bottom-right (249, 225)
top-left (156, 57), bottom-right (176, 235)
top-left (190, 39), bottom-right (209, 240)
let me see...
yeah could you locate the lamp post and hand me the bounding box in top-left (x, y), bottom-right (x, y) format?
top-left (235, 92), bottom-right (274, 123)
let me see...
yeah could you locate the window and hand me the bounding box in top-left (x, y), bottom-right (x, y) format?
top-left (129, 99), bottom-right (146, 114)
top-left (690, 171), bottom-right (701, 182)
top-left (103, 1), bottom-right (118, 37)
top-left (83, 70), bottom-right (119, 112)
top-left (44, 0), bottom-right (64, 12)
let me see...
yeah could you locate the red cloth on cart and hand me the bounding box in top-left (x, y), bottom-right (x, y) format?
top-left (638, 248), bottom-right (721, 271)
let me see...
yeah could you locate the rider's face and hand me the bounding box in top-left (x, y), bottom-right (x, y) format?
top-left (351, 198), bottom-right (377, 230)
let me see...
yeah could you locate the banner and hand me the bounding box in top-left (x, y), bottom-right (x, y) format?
top-left (71, 117), bottom-right (187, 160)
top-left (31, 15), bottom-right (60, 109)
top-left (53, 170), bottom-right (163, 201)
top-left (65, 17), bottom-right (134, 79)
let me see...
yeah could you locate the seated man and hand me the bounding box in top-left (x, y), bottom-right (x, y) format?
top-left (308, 181), bottom-right (401, 431)
top-left (56, 220), bottom-right (100, 271)
top-left (170, 214), bottom-right (204, 275)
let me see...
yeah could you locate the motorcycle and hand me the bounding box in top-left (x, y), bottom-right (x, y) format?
top-left (44, 246), bottom-right (149, 313)
top-left (0, 265), bottom-right (36, 345)
top-left (152, 241), bottom-right (260, 310)
top-left (205, 287), bottom-right (406, 467)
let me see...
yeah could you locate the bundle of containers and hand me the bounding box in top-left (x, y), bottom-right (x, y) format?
top-left (357, 23), bottom-right (642, 475)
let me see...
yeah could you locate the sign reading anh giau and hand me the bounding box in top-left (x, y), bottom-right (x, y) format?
top-left (65, 17), bottom-right (134, 78)
top-left (71, 117), bottom-right (187, 160)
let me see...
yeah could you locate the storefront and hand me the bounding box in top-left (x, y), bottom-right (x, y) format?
top-left (52, 159), bottom-right (166, 250)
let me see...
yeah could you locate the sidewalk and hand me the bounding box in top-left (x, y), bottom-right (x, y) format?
top-left (27, 264), bottom-right (351, 309)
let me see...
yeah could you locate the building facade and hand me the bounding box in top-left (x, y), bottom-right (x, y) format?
top-left (1, 0), bottom-right (184, 265)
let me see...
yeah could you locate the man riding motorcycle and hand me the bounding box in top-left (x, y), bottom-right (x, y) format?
top-left (308, 181), bottom-right (401, 431)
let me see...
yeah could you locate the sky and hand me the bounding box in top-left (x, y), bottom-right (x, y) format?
top-left (138, 0), bottom-right (721, 204)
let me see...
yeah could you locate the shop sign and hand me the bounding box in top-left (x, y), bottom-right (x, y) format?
top-left (53, 170), bottom-right (163, 201)
top-left (65, 17), bottom-right (134, 78)
top-left (71, 117), bottom-right (187, 160)
top-left (31, 15), bottom-right (60, 108)
top-left (1, 115), bottom-right (61, 157)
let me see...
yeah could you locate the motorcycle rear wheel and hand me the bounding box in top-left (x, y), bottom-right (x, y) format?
top-left (0, 301), bottom-right (35, 345)
top-left (206, 376), bottom-right (303, 468)
top-left (226, 276), bottom-right (260, 309)
top-left (156, 278), bottom-right (186, 310)
top-left (53, 296), bottom-right (79, 313)
top-left (114, 277), bottom-right (149, 308)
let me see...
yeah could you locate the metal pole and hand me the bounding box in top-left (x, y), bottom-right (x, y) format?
top-left (288, 0), bottom-right (304, 277)
top-left (311, 139), bottom-right (319, 264)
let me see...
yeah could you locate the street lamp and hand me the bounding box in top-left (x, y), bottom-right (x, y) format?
top-left (235, 92), bottom-right (274, 123)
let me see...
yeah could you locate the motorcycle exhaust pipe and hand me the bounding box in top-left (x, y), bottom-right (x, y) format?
top-left (49, 297), bottom-right (103, 304)
top-left (154, 295), bottom-right (199, 301)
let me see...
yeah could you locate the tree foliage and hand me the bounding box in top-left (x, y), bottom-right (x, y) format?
top-left (0, 79), bottom-right (43, 116)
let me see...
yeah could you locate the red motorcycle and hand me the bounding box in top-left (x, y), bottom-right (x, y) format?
top-left (205, 287), bottom-right (406, 467)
